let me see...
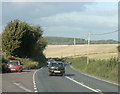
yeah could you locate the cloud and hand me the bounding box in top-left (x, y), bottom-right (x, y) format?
top-left (2, 2), bottom-right (91, 26)
top-left (2, 2), bottom-right (118, 40)
top-left (39, 11), bottom-right (117, 29)
top-left (2, 2), bottom-right (88, 17)
top-left (42, 26), bottom-right (88, 38)
top-left (39, 3), bottom-right (118, 40)
top-left (0, 25), bottom-right (2, 32)
top-left (1, 0), bottom-right (119, 2)
top-left (2, 0), bottom-right (28, 2)
top-left (85, 2), bottom-right (118, 16)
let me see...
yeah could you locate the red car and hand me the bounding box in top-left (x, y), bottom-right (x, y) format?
top-left (6, 60), bottom-right (23, 72)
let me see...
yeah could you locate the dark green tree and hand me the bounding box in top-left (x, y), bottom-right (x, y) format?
top-left (118, 45), bottom-right (120, 52)
top-left (2, 19), bottom-right (47, 60)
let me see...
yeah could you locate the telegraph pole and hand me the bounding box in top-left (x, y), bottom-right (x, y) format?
top-left (87, 32), bottom-right (90, 64)
top-left (74, 37), bottom-right (76, 56)
top-left (60, 41), bottom-right (63, 58)
top-left (74, 37), bottom-right (76, 45)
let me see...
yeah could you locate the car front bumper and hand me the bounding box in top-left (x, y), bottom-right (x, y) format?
top-left (6, 68), bottom-right (21, 72)
top-left (49, 70), bottom-right (65, 74)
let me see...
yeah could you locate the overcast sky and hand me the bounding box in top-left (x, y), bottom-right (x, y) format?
top-left (1, 1), bottom-right (118, 40)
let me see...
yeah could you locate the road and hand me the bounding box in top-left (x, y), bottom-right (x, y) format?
top-left (2, 70), bottom-right (35, 92)
top-left (35, 64), bottom-right (119, 93)
top-left (2, 64), bottom-right (119, 93)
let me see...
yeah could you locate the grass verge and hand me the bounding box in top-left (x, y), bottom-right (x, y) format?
top-left (63, 56), bottom-right (119, 84)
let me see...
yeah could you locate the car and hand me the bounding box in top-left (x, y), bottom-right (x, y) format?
top-left (6, 60), bottom-right (23, 72)
top-left (47, 59), bottom-right (56, 67)
top-left (48, 62), bottom-right (65, 76)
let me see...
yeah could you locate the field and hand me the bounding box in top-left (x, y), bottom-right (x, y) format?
top-left (44, 44), bottom-right (118, 59)
top-left (44, 44), bottom-right (119, 83)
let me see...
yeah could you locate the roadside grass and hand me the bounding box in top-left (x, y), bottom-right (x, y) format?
top-left (63, 57), bottom-right (119, 84)
top-left (81, 52), bottom-right (117, 60)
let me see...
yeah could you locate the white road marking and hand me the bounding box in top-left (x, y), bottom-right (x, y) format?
top-left (71, 77), bottom-right (74, 79)
top-left (33, 69), bottom-right (41, 92)
top-left (96, 89), bottom-right (102, 92)
top-left (70, 65), bottom-right (119, 86)
top-left (81, 82), bottom-right (84, 84)
top-left (13, 82), bottom-right (32, 92)
top-left (34, 85), bottom-right (36, 88)
top-left (65, 76), bottom-right (101, 93)
top-left (96, 89), bottom-right (103, 94)
top-left (34, 87), bottom-right (37, 90)
top-left (35, 90), bottom-right (38, 92)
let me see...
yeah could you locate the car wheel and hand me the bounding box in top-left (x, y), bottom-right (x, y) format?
top-left (49, 73), bottom-right (52, 76)
top-left (6, 71), bottom-right (9, 73)
top-left (18, 70), bottom-right (21, 73)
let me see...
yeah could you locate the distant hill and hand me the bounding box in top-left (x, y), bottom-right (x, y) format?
top-left (44, 36), bottom-right (118, 45)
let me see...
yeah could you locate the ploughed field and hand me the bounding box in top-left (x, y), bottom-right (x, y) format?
top-left (44, 44), bottom-right (118, 59)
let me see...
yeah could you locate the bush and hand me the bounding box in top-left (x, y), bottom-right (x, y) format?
top-left (19, 58), bottom-right (39, 69)
top-left (2, 19), bottom-right (47, 68)
top-left (2, 19), bottom-right (47, 65)
top-left (118, 45), bottom-right (120, 52)
top-left (2, 63), bottom-right (7, 73)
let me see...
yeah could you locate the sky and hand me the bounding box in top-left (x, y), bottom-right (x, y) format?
top-left (1, 0), bottom-right (119, 40)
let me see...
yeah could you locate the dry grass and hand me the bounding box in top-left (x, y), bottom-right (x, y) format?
top-left (84, 52), bottom-right (118, 60)
top-left (44, 44), bottom-right (118, 59)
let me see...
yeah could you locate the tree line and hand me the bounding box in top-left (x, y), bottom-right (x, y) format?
top-left (44, 37), bottom-right (118, 45)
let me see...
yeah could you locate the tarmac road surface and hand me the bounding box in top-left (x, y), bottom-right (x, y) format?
top-left (35, 64), bottom-right (119, 93)
top-left (2, 70), bottom-right (35, 92)
top-left (2, 64), bottom-right (119, 93)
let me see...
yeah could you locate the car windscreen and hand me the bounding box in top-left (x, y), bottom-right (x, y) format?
top-left (48, 59), bottom-right (55, 62)
top-left (8, 62), bottom-right (19, 66)
top-left (51, 63), bottom-right (64, 67)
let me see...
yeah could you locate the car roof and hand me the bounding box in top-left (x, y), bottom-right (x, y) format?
top-left (51, 61), bottom-right (64, 64)
top-left (9, 60), bottom-right (19, 62)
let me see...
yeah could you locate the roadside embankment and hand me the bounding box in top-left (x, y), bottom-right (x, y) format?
top-left (62, 56), bottom-right (119, 84)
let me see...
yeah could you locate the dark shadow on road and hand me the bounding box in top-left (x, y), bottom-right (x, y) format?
top-left (49, 74), bottom-right (64, 77)
top-left (2, 70), bottom-right (32, 74)
top-left (65, 73), bottom-right (75, 77)
top-left (49, 73), bottom-right (75, 77)
top-left (21, 70), bottom-right (32, 72)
